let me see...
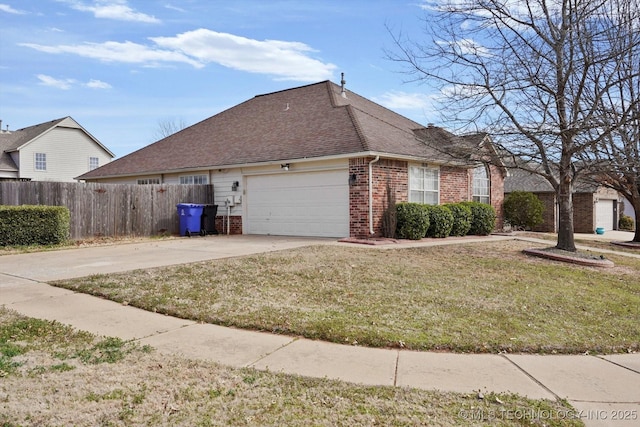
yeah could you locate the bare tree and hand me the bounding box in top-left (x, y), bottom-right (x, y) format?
top-left (580, 0), bottom-right (640, 242)
top-left (387, 0), bottom-right (638, 251)
top-left (153, 117), bottom-right (188, 140)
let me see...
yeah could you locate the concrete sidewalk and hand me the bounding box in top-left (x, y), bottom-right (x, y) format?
top-left (1, 234), bottom-right (639, 426)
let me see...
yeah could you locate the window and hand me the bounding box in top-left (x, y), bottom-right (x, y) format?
top-left (137, 178), bottom-right (160, 185)
top-left (35, 153), bottom-right (46, 171)
top-left (473, 165), bottom-right (490, 204)
top-left (180, 175), bottom-right (208, 185)
top-left (89, 157), bottom-right (99, 171)
top-left (409, 165), bottom-right (439, 204)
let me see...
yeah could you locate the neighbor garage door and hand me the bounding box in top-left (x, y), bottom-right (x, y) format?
top-left (246, 170), bottom-right (349, 237)
top-left (596, 199), bottom-right (615, 230)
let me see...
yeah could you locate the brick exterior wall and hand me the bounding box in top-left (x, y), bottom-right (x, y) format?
top-left (440, 166), bottom-right (470, 204)
top-left (573, 193), bottom-right (595, 233)
top-left (215, 215), bottom-right (243, 235)
top-left (349, 157), bottom-right (408, 238)
top-left (349, 157), bottom-right (505, 238)
top-left (532, 193), bottom-right (557, 232)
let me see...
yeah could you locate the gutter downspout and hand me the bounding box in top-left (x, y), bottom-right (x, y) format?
top-left (368, 155), bottom-right (380, 235)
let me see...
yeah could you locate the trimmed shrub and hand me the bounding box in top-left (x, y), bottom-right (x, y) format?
top-left (461, 201), bottom-right (496, 235)
top-left (503, 191), bottom-right (544, 230)
top-left (424, 204), bottom-right (454, 238)
top-left (0, 205), bottom-right (70, 246)
top-left (619, 215), bottom-right (635, 231)
top-left (396, 202), bottom-right (430, 240)
top-left (444, 203), bottom-right (473, 236)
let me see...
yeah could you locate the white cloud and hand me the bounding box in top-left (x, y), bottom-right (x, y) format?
top-left (151, 29), bottom-right (337, 81)
top-left (0, 3), bottom-right (26, 14)
top-left (21, 40), bottom-right (203, 68)
top-left (85, 79), bottom-right (112, 89)
top-left (21, 28), bottom-right (337, 82)
top-left (374, 91), bottom-right (437, 111)
top-left (58, 0), bottom-right (160, 23)
top-left (164, 3), bottom-right (186, 13)
top-left (36, 74), bottom-right (112, 90)
top-left (36, 74), bottom-right (76, 90)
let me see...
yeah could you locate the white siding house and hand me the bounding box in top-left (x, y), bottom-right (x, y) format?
top-left (0, 117), bottom-right (114, 182)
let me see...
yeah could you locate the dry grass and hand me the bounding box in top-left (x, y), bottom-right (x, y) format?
top-left (0, 308), bottom-right (583, 427)
top-left (53, 240), bottom-right (640, 354)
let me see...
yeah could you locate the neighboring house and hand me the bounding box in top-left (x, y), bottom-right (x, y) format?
top-left (505, 168), bottom-right (622, 233)
top-left (79, 80), bottom-right (505, 238)
top-left (0, 117), bottom-right (114, 182)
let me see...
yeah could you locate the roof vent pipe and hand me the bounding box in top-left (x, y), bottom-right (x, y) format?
top-left (340, 72), bottom-right (347, 98)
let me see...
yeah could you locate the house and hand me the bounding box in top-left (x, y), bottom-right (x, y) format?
top-left (79, 80), bottom-right (505, 238)
top-left (0, 117), bottom-right (114, 182)
top-left (505, 168), bottom-right (622, 233)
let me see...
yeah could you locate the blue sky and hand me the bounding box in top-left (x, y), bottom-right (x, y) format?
top-left (0, 1), bottom-right (438, 158)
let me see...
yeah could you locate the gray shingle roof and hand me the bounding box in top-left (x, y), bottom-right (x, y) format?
top-left (80, 81), bottom-right (479, 179)
top-left (505, 167), bottom-right (599, 193)
top-left (0, 118), bottom-right (68, 173)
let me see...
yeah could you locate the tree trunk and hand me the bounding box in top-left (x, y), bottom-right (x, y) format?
top-left (633, 199), bottom-right (640, 243)
top-left (556, 179), bottom-right (577, 252)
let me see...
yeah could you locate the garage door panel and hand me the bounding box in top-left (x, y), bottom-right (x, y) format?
top-left (596, 200), bottom-right (615, 230)
top-left (246, 171), bottom-right (349, 237)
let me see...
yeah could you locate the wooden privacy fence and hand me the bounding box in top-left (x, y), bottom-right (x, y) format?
top-left (0, 182), bottom-right (214, 239)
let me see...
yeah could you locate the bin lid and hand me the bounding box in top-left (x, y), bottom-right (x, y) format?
top-left (177, 203), bottom-right (204, 208)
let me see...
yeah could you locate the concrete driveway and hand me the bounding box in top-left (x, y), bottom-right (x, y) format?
top-left (0, 234), bottom-right (334, 282)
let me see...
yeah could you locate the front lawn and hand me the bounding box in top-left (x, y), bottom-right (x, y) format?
top-left (0, 308), bottom-right (582, 426)
top-left (52, 240), bottom-right (640, 354)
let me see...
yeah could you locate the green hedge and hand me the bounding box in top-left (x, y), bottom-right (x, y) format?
top-left (424, 205), bottom-right (454, 238)
top-left (461, 201), bottom-right (496, 235)
top-left (444, 203), bottom-right (473, 236)
top-left (504, 191), bottom-right (544, 230)
top-left (0, 205), bottom-right (70, 246)
top-left (396, 203), bottom-right (430, 240)
top-left (396, 201), bottom-right (496, 239)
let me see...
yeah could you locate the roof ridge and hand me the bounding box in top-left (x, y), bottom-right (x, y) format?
top-left (253, 80), bottom-right (330, 98)
top-left (344, 104), bottom-right (370, 151)
top-left (16, 117), bottom-right (67, 132)
top-left (350, 103), bottom-right (421, 141)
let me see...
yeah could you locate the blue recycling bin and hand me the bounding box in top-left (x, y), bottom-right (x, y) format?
top-left (177, 203), bottom-right (204, 236)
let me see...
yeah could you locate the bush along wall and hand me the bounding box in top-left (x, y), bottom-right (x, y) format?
top-left (461, 201), bottom-right (497, 235)
top-left (444, 203), bottom-right (473, 236)
top-left (395, 202), bottom-right (496, 239)
top-left (503, 191), bottom-right (544, 230)
top-left (424, 205), bottom-right (454, 238)
top-left (395, 203), bottom-right (430, 240)
top-left (0, 205), bottom-right (70, 246)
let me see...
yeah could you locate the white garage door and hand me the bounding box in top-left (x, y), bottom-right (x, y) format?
top-left (246, 170), bottom-right (349, 237)
top-left (596, 199), bottom-right (615, 230)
